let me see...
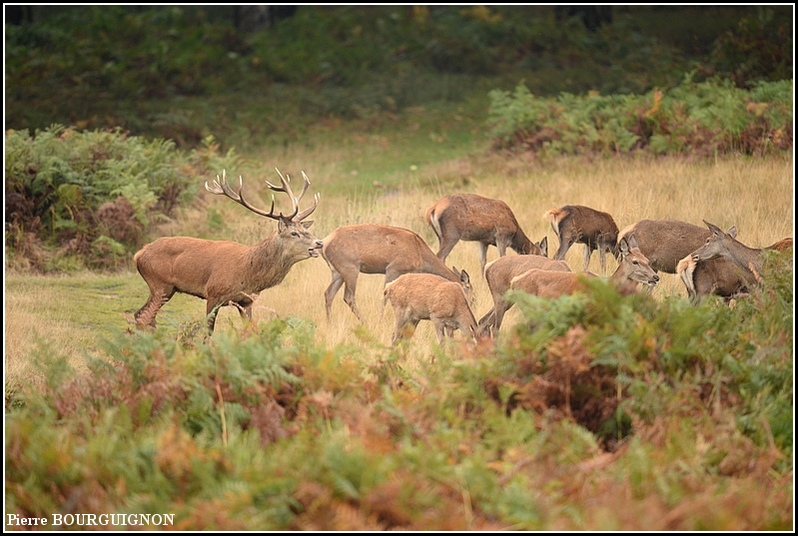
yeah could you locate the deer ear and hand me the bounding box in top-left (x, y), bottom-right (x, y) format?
top-left (727, 226), bottom-right (737, 239)
top-left (703, 220), bottom-right (723, 236)
top-left (618, 237), bottom-right (630, 255)
top-left (301, 220), bottom-right (314, 229)
top-left (278, 219), bottom-right (287, 232)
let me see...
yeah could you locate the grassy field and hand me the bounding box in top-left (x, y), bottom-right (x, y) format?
top-left (5, 150), bottom-right (793, 387)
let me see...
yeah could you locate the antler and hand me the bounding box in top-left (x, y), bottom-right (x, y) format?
top-left (205, 169), bottom-right (319, 222)
top-left (265, 168), bottom-right (319, 222)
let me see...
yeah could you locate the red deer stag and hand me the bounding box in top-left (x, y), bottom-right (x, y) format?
top-left (477, 254), bottom-right (572, 337)
top-left (426, 193), bottom-right (548, 275)
top-left (509, 234), bottom-right (659, 303)
top-left (134, 169), bottom-right (322, 335)
top-left (680, 221), bottom-right (791, 301)
top-left (383, 273), bottom-right (482, 346)
top-left (321, 223), bottom-right (472, 322)
top-left (547, 205), bottom-right (619, 274)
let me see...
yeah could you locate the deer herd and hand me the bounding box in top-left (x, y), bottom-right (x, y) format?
top-left (133, 169), bottom-right (792, 346)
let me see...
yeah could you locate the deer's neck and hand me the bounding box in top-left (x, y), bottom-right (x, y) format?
top-left (511, 229), bottom-right (533, 254)
top-left (726, 241), bottom-right (764, 276)
top-left (247, 234), bottom-right (295, 291)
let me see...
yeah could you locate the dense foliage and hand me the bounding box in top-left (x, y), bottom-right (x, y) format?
top-left (5, 6), bottom-right (792, 143)
top-left (5, 251), bottom-right (792, 530)
top-left (5, 126), bottom-right (241, 271)
top-left (487, 77), bottom-right (793, 156)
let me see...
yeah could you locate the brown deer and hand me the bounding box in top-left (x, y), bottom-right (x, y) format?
top-left (321, 223), bottom-right (472, 322)
top-left (426, 193), bottom-right (548, 275)
top-left (508, 234), bottom-right (659, 302)
top-left (477, 254), bottom-right (572, 337)
top-left (677, 255), bottom-right (754, 303)
top-left (680, 221), bottom-right (791, 300)
top-left (383, 273), bottom-right (481, 346)
top-left (617, 218), bottom-right (737, 274)
top-left (133, 169), bottom-right (322, 335)
top-left (547, 205), bottom-right (618, 273)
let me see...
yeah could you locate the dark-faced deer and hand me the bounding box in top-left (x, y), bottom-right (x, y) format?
top-left (509, 234), bottom-right (659, 301)
top-left (617, 218), bottom-right (736, 274)
top-left (547, 205), bottom-right (618, 273)
top-left (477, 254), bottom-right (572, 337)
top-left (426, 193), bottom-right (548, 275)
top-left (383, 273), bottom-right (481, 346)
top-left (680, 221), bottom-right (791, 301)
top-left (134, 169), bottom-right (322, 335)
top-left (321, 223), bottom-right (472, 322)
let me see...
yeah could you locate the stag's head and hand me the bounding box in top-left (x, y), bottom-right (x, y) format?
top-left (691, 220), bottom-right (738, 263)
top-left (206, 168), bottom-right (323, 259)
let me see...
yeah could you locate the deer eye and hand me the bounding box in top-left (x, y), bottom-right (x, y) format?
top-left (291, 231), bottom-right (299, 237)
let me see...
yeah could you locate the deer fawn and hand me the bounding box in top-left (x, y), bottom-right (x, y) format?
top-left (426, 193), bottom-right (548, 275)
top-left (321, 223), bottom-right (472, 323)
top-left (680, 221), bottom-right (791, 300)
top-left (383, 273), bottom-right (481, 346)
top-left (547, 205), bottom-right (619, 274)
top-left (509, 234), bottom-right (658, 302)
top-left (133, 169), bottom-right (321, 335)
top-left (477, 254), bottom-right (572, 337)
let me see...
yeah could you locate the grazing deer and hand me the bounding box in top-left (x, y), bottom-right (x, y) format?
top-left (477, 254), bottom-right (572, 337)
top-left (547, 205), bottom-right (618, 273)
top-left (617, 218), bottom-right (737, 274)
top-left (426, 193), bottom-right (548, 275)
top-left (509, 234), bottom-right (659, 302)
top-left (134, 169), bottom-right (322, 335)
top-left (383, 273), bottom-right (481, 346)
top-left (679, 221), bottom-right (791, 301)
top-left (321, 223), bottom-right (472, 322)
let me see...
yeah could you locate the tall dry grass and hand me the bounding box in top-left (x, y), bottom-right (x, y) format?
top-left (4, 153), bottom-right (794, 384)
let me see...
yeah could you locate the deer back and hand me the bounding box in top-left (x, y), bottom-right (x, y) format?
top-left (510, 269), bottom-right (597, 299)
top-left (322, 223), bottom-right (467, 283)
top-left (485, 254), bottom-right (571, 302)
top-left (384, 273), bottom-right (478, 333)
top-left (427, 194), bottom-right (518, 241)
top-left (618, 219), bottom-right (713, 273)
top-left (548, 205), bottom-right (619, 250)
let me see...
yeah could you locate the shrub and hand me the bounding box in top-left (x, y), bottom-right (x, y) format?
top-left (4, 126), bottom-right (242, 271)
top-left (487, 76), bottom-right (792, 157)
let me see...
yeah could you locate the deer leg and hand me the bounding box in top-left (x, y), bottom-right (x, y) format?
top-left (433, 320), bottom-right (447, 345)
top-left (341, 273), bottom-right (365, 322)
top-left (392, 314), bottom-right (417, 345)
top-left (435, 229), bottom-right (461, 262)
top-left (206, 300), bottom-right (226, 335)
top-left (478, 242), bottom-right (490, 275)
top-left (493, 298), bottom-right (511, 332)
top-left (554, 236), bottom-right (573, 261)
top-left (134, 286), bottom-right (175, 330)
top-left (582, 244), bottom-right (593, 272)
top-left (324, 271), bottom-right (345, 322)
